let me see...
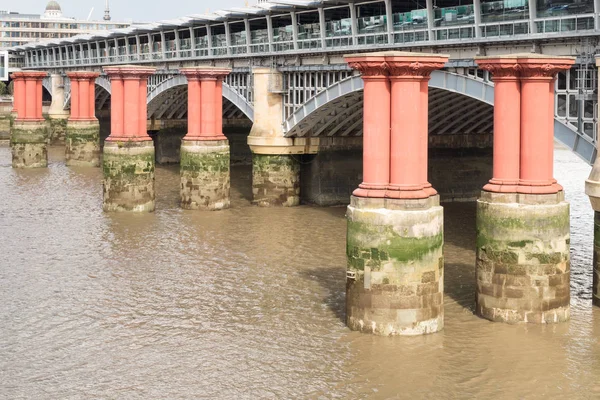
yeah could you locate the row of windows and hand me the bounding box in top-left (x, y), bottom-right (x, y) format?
top-left (2, 31), bottom-right (83, 38)
top-left (0, 21), bottom-right (128, 30)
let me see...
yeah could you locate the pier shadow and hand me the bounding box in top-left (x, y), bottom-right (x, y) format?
top-left (300, 266), bottom-right (346, 324)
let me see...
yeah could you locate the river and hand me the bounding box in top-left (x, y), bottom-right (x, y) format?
top-left (1, 143), bottom-right (599, 399)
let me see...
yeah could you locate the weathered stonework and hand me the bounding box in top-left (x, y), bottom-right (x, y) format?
top-left (594, 212), bottom-right (600, 307)
top-left (252, 154), bottom-right (300, 206)
top-left (346, 196), bottom-right (444, 335)
top-left (102, 140), bottom-right (155, 212)
top-left (47, 117), bottom-right (68, 144)
top-left (10, 120), bottom-right (48, 168)
top-left (65, 120), bottom-right (100, 167)
top-left (180, 139), bottom-right (230, 210)
top-left (155, 127), bottom-right (187, 164)
top-left (476, 191), bottom-right (570, 323)
top-left (0, 115), bottom-right (12, 144)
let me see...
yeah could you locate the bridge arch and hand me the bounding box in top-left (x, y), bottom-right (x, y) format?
top-left (284, 71), bottom-right (595, 163)
top-left (146, 75), bottom-right (254, 121)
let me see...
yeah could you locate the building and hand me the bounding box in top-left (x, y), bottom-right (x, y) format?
top-left (0, 1), bottom-right (130, 49)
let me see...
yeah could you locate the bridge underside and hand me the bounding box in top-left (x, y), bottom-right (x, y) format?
top-left (285, 88), bottom-right (494, 142)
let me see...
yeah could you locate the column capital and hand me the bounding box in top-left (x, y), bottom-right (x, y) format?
top-left (11, 71), bottom-right (47, 80)
top-left (66, 71), bottom-right (100, 81)
top-left (475, 57), bottom-right (521, 80)
top-left (180, 67), bottom-right (232, 81)
top-left (476, 54), bottom-right (575, 80)
top-left (345, 51), bottom-right (449, 78)
top-left (103, 65), bottom-right (156, 79)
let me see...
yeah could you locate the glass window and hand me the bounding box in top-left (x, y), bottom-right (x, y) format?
top-left (481, 0), bottom-right (529, 23)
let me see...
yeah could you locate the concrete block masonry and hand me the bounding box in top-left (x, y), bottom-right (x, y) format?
top-left (252, 154), bottom-right (300, 207)
top-left (180, 140), bottom-right (230, 210)
top-left (346, 196), bottom-right (444, 335)
top-left (476, 191), bottom-right (570, 323)
top-left (11, 121), bottom-right (48, 168)
top-left (65, 120), bottom-right (100, 167)
top-left (102, 141), bottom-right (155, 212)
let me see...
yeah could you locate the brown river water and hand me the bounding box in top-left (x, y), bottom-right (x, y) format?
top-left (1, 143), bottom-right (600, 399)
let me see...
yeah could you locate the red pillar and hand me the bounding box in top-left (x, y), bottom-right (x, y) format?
top-left (104, 66), bottom-right (156, 142)
top-left (517, 57), bottom-right (574, 194)
top-left (345, 55), bottom-right (391, 198)
top-left (475, 57), bottom-right (522, 193)
top-left (11, 71), bottom-right (47, 121)
top-left (67, 72), bottom-right (100, 121)
top-left (12, 75), bottom-right (26, 118)
top-left (70, 78), bottom-right (80, 120)
top-left (180, 67), bottom-right (231, 141)
top-left (385, 55), bottom-right (448, 199)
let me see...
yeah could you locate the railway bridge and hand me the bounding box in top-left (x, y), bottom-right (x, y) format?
top-left (6, 0), bottom-right (600, 334)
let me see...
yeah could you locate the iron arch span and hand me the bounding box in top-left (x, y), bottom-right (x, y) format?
top-left (284, 71), bottom-right (595, 164)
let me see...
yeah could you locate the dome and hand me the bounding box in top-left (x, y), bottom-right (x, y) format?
top-left (45, 1), bottom-right (62, 12)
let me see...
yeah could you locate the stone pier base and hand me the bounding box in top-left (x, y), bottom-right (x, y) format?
top-left (593, 212), bottom-right (600, 307)
top-left (252, 154), bottom-right (300, 206)
top-left (102, 140), bottom-right (155, 212)
top-left (346, 196), bottom-right (444, 336)
top-left (10, 120), bottom-right (48, 168)
top-left (180, 139), bottom-right (230, 210)
top-left (66, 120), bottom-right (100, 167)
top-left (476, 191), bottom-right (570, 323)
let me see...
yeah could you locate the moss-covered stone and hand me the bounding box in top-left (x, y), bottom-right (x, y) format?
top-left (476, 194), bottom-right (570, 324)
top-left (10, 121), bottom-right (48, 168)
top-left (66, 121), bottom-right (100, 167)
top-left (180, 140), bottom-right (230, 210)
top-left (346, 199), bottom-right (444, 336)
top-left (102, 140), bottom-right (155, 212)
top-left (252, 154), bottom-right (300, 207)
top-left (47, 117), bottom-right (68, 144)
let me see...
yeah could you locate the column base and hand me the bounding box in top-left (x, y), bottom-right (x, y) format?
top-left (252, 154), bottom-right (300, 207)
top-left (476, 191), bottom-right (570, 323)
top-left (10, 120), bottom-right (48, 168)
top-left (180, 139), bottom-right (230, 211)
top-left (66, 120), bottom-right (100, 167)
top-left (346, 195), bottom-right (444, 336)
top-left (102, 140), bottom-right (155, 212)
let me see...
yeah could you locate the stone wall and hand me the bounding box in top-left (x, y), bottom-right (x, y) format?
top-left (0, 99), bottom-right (12, 143)
top-left (301, 137), bottom-right (362, 206)
top-left (301, 136), bottom-right (492, 205)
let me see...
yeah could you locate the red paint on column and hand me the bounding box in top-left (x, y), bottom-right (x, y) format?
top-left (11, 71), bottom-right (46, 121)
top-left (385, 55), bottom-right (447, 200)
top-left (79, 78), bottom-right (89, 120)
top-left (104, 66), bottom-right (155, 141)
top-left (517, 57), bottom-right (574, 194)
top-left (475, 58), bottom-right (521, 193)
top-left (345, 55), bottom-right (390, 198)
top-left (36, 79), bottom-right (43, 120)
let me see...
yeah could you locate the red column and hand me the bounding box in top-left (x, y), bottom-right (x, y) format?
top-left (12, 75), bottom-right (26, 118)
top-left (345, 56), bottom-right (391, 198)
top-left (385, 55), bottom-right (448, 199)
top-left (89, 78), bottom-right (96, 120)
top-left (475, 58), bottom-right (522, 193)
top-left (12, 71), bottom-right (46, 121)
top-left (36, 79), bottom-right (43, 120)
top-left (104, 66), bottom-right (156, 142)
top-left (200, 77), bottom-right (217, 137)
top-left (517, 57), bottom-right (574, 194)
top-left (180, 68), bottom-right (231, 141)
top-left (70, 78), bottom-right (80, 120)
top-left (180, 69), bottom-right (202, 139)
top-left (215, 78), bottom-right (224, 138)
top-left (67, 72), bottom-right (100, 121)
top-left (79, 78), bottom-right (89, 120)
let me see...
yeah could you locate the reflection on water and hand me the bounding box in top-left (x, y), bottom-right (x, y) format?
top-left (1, 144), bottom-right (600, 399)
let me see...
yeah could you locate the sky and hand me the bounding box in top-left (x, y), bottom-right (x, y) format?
top-left (5, 0), bottom-right (248, 22)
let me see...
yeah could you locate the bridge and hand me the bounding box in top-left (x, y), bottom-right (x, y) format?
top-left (5, 0), bottom-right (600, 335)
